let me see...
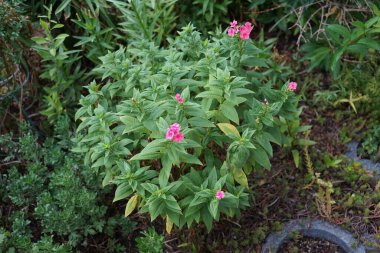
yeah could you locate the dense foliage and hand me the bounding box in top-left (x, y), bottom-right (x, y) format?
top-left (0, 119), bottom-right (136, 252)
top-left (1, 0), bottom-right (380, 252)
top-left (74, 23), bottom-right (301, 232)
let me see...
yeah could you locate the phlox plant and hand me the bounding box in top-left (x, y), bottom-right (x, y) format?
top-left (74, 23), bottom-right (300, 232)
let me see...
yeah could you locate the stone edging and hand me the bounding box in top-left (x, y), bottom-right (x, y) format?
top-left (261, 219), bottom-right (366, 253)
top-left (345, 141), bottom-right (380, 175)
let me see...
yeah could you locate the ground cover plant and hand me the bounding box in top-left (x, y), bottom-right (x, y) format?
top-left (1, 0), bottom-right (380, 252)
top-left (0, 118), bottom-right (137, 252)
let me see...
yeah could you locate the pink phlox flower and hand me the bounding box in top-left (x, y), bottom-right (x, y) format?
top-left (175, 93), bottom-right (184, 103)
top-left (239, 22), bottom-right (252, 40)
top-left (215, 190), bottom-right (225, 200)
top-left (228, 28), bottom-right (235, 37)
top-left (228, 20), bottom-right (252, 39)
top-left (288, 82), bottom-right (297, 91)
top-left (170, 123), bottom-right (180, 133)
top-left (228, 20), bottom-right (240, 37)
top-left (173, 132), bottom-right (184, 143)
top-left (165, 128), bottom-right (175, 140)
top-left (165, 123), bottom-right (184, 142)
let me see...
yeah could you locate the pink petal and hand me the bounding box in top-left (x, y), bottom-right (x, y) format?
top-left (215, 190), bottom-right (225, 200)
top-left (288, 82), bottom-right (297, 91)
top-left (175, 93), bottom-right (184, 103)
top-left (173, 132), bottom-right (184, 143)
top-left (230, 20), bottom-right (237, 28)
top-left (228, 28), bottom-right (235, 37)
top-left (166, 129), bottom-right (175, 140)
top-left (170, 123), bottom-right (180, 133)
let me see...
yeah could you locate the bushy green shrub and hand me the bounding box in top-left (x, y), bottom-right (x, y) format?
top-left (302, 8), bottom-right (380, 79)
top-left (0, 119), bottom-right (136, 252)
top-left (136, 227), bottom-right (164, 253)
top-left (74, 23), bottom-right (300, 232)
top-left (0, 0), bottom-right (25, 63)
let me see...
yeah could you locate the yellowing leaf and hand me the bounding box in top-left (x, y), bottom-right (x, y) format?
top-left (124, 195), bottom-right (139, 217)
top-left (232, 167), bottom-right (249, 188)
top-left (166, 215), bottom-right (173, 234)
top-left (217, 123), bottom-right (240, 139)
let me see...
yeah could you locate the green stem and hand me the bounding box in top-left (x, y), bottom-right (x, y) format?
top-left (237, 39), bottom-right (244, 72)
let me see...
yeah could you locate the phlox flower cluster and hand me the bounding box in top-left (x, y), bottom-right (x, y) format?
top-left (165, 123), bottom-right (184, 143)
top-left (175, 93), bottom-right (183, 103)
top-left (215, 190), bottom-right (225, 200)
top-left (228, 20), bottom-right (252, 40)
top-left (288, 82), bottom-right (297, 91)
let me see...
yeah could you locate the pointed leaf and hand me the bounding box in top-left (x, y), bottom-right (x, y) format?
top-left (166, 215), bottom-right (173, 234)
top-left (217, 123), bottom-right (240, 139)
top-left (125, 195), bottom-right (139, 217)
top-left (231, 167), bottom-right (249, 188)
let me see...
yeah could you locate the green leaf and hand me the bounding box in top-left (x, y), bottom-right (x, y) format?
top-left (201, 207), bottom-right (213, 232)
top-left (196, 90), bottom-right (223, 100)
top-left (49, 48), bottom-right (56, 56)
top-left (188, 117), bottom-right (215, 127)
top-left (180, 153), bottom-right (203, 165)
top-left (102, 169), bottom-right (112, 187)
top-left (75, 107), bottom-right (87, 121)
top-left (208, 199), bottom-right (219, 219)
top-left (177, 79), bottom-right (203, 87)
top-left (266, 127), bottom-right (283, 145)
top-left (130, 139), bottom-right (166, 161)
top-left (55, 0), bottom-right (71, 15)
top-left (40, 19), bottom-right (49, 31)
top-left (120, 115), bottom-right (143, 134)
top-left (149, 198), bottom-right (165, 221)
top-left (113, 183), bottom-right (132, 202)
top-left (305, 47), bottom-right (330, 71)
top-left (292, 149), bottom-right (300, 168)
top-left (326, 24), bottom-right (350, 41)
top-left (241, 56), bottom-right (268, 67)
top-left (297, 125), bottom-right (312, 133)
top-left (220, 101), bottom-right (239, 124)
top-left (373, 4), bottom-right (380, 17)
top-left (295, 139), bottom-right (316, 146)
top-left (217, 123), bottom-right (240, 139)
top-left (330, 48), bottom-right (345, 79)
top-left (142, 183), bottom-right (159, 193)
top-left (32, 37), bottom-right (47, 44)
top-left (256, 134), bottom-right (273, 157)
top-left (159, 155), bottom-right (172, 187)
top-left (125, 195), bottom-right (139, 217)
top-left (357, 37), bottom-right (380, 51)
top-left (52, 24), bottom-right (64, 29)
top-left (251, 146), bottom-right (271, 169)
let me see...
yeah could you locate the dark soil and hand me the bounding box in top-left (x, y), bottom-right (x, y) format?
top-left (280, 236), bottom-right (345, 253)
top-left (301, 107), bottom-right (346, 156)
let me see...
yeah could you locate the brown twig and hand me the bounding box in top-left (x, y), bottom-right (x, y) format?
top-left (0, 160), bottom-right (22, 167)
top-left (252, 4), bottom-right (285, 14)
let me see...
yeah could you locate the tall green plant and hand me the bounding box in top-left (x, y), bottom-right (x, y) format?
top-left (108, 0), bottom-right (177, 45)
top-left (32, 6), bottom-right (85, 122)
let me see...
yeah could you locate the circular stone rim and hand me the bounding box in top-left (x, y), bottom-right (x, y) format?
top-left (261, 219), bottom-right (366, 253)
